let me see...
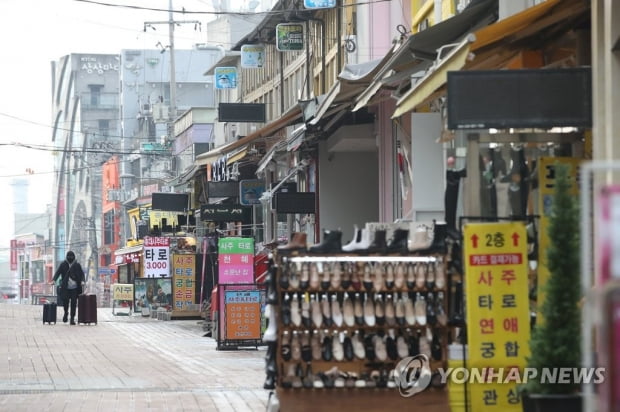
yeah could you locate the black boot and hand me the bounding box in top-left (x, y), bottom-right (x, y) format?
top-left (421, 221), bottom-right (448, 255)
top-left (366, 230), bottom-right (387, 254)
top-left (448, 281), bottom-right (465, 327)
top-left (309, 230), bottom-right (342, 254)
top-left (387, 229), bottom-right (409, 254)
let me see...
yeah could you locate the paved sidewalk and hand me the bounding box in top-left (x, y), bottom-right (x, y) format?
top-left (0, 303), bottom-right (268, 412)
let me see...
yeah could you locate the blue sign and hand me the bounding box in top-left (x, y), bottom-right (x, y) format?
top-left (98, 268), bottom-right (117, 275)
top-left (239, 179), bottom-right (266, 205)
top-left (304, 0), bottom-right (336, 8)
top-left (214, 67), bottom-right (237, 89)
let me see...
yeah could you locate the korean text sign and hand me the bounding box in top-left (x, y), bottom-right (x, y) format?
top-left (464, 222), bottom-right (531, 411)
top-left (218, 237), bottom-right (254, 284)
top-left (143, 236), bottom-right (170, 278)
top-left (173, 253), bottom-right (195, 310)
top-left (225, 290), bottom-right (261, 339)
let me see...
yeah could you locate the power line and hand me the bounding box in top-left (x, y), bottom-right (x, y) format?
top-left (74, 0), bottom-right (393, 16)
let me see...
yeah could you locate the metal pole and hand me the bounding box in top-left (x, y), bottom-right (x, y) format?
top-left (168, 0), bottom-right (177, 128)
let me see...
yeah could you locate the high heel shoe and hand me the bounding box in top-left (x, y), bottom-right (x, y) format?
top-left (363, 263), bottom-right (373, 292)
top-left (309, 263), bottom-right (320, 290)
top-left (394, 262), bottom-right (405, 290)
top-left (331, 294), bottom-right (343, 327)
top-left (330, 262), bottom-right (342, 289)
top-left (299, 263), bottom-right (309, 290)
top-left (373, 262), bottom-right (384, 292)
top-left (375, 294), bottom-right (385, 325)
top-left (321, 294), bottom-right (332, 327)
top-left (384, 263), bottom-right (394, 290)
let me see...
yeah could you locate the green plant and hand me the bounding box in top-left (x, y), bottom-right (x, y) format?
top-left (523, 163), bottom-right (581, 395)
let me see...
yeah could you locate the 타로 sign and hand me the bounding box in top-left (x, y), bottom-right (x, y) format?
top-left (276, 23), bottom-right (304, 52)
top-left (218, 237), bottom-right (254, 284)
top-left (240, 44), bottom-right (265, 68)
top-left (464, 222), bottom-right (531, 411)
top-left (214, 66), bottom-right (237, 89)
top-left (143, 236), bottom-right (170, 278)
top-left (225, 290), bottom-right (261, 339)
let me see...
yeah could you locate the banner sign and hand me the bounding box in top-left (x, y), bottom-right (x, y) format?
top-left (241, 44), bottom-right (265, 68)
top-left (464, 222), bottom-right (531, 411)
top-left (218, 237), bottom-right (254, 284)
top-left (214, 66), bottom-right (237, 89)
top-left (225, 290), bottom-right (261, 339)
top-left (304, 0), bottom-right (336, 8)
top-left (276, 23), bottom-right (304, 51)
top-left (112, 283), bottom-right (134, 301)
top-left (172, 253), bottom-right (196, 310)
top-left (240, 179), bottom-right (265, 205)
top-left (143, 236), bottom-right (170, 278)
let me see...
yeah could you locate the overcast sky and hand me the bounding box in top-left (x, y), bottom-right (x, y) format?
top-left (0, 0), bottom-right (226, 250)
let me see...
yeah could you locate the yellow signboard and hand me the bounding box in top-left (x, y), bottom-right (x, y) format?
top-left (112, 283), bottom-right (134, 300)
top-left (537, 157), bottom-right (581, 319)
top-left (464, 222), bottom-right (531, 411)
top-left (172, 253), bottom-right (196, 310)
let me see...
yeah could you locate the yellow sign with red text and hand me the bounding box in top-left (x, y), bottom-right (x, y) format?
top-left (464, 222), bottom-right (531, 411)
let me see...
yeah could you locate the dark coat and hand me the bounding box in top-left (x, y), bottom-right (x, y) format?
top-left (53, 260), bottom-right (85, 296)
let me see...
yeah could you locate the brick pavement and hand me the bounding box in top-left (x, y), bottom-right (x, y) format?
top-left (0, 303), bottom-right (269, 412)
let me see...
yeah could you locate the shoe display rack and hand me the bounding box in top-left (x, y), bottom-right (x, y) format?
top-left (264, 253), bottom-right (451, 412)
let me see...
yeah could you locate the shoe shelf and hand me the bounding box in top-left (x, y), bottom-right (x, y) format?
top-left (264, 252), bottom-right (451, 411)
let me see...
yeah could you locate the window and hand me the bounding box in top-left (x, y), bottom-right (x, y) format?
top-left (103, 210), bottom-right (115, 244)
top-left (89, 85), bottom-right (102, 106)
top-left (98, 119), bottom-right (110, 137)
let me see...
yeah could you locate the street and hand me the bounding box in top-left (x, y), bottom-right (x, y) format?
top-left (0, 303), bottom-right (268, 411)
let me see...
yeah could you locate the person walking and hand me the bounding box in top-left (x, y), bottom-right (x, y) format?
top-left (52, 251), bottom-right (85, 325)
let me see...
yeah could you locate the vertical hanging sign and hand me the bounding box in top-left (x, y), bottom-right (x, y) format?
top-left (218, 237), bottom-right (254, 284)
top-left (214, 66), bottom-right (237, 89)
top-left (464, 222), bottom-right (531, 411)
top-left (241, 45), bottom-right (265, 68)
top-left (276, 23), bottom-right (304, 52)
top-left (143, 236), bottom-right (170, 278)
top-left (172, 253), bottom-right (196, 310)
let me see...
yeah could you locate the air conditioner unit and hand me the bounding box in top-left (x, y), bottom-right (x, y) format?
top-left (153, 103), bottom-right (169, 123)
top-left (343, 35), bottom-right (358, 65)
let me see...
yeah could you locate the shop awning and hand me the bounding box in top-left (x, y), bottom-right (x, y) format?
top-left (392, 35), bottom-right (475, 118)
top-left (227, 146), bottom-right (248, 164)
top-left (308, 55), bottom-right (396, 127)
top-left (352, 0), bottom-right (498, 112)
top-left (194, 104), bottom-right (303, 167)
top-left (391, 0), bottom-right (589, 118)
top-left (115, 244), bottom-right (143, 255)
top-left (256, 139), bottom-right (287, 175)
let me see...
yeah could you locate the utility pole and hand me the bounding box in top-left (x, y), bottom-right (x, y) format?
top-left (144, 0), bottom-right (201, 135)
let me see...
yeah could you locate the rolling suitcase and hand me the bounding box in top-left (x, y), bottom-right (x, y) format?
top-left (78, 294), bottom-right (97, 325)
top-left (43, 302), bottom-right (57, 324)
